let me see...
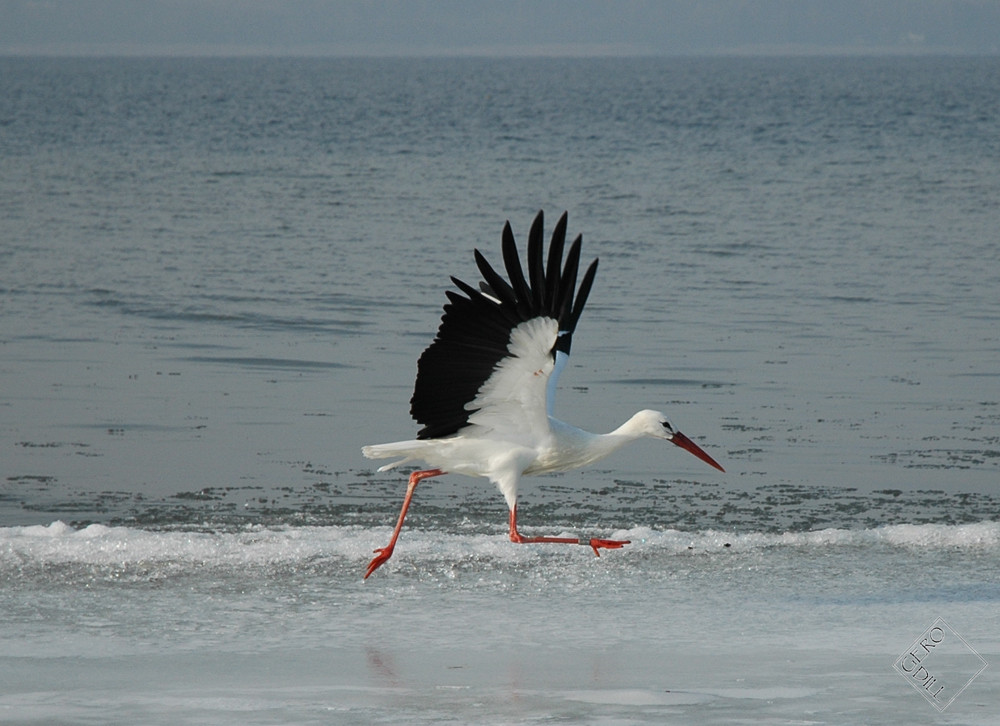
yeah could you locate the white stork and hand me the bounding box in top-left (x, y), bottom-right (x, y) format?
top-left (362, 211), bottom-right (724, 578)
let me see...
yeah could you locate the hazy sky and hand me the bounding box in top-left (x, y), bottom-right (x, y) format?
top-left (2, 0), bottom-right (998, 56)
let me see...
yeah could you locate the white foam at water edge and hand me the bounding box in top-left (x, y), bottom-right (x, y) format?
top-left (1, 520), bottom-right (997, 567)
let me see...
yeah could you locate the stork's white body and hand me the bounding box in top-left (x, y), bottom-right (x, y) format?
top-left (364, 408), bottom-right (675, 510)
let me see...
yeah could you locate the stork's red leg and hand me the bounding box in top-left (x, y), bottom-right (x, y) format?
top-left (508, 504), bottom-right (577, 545)
top-left (364, 468), bottom-right (444, 579)
top-left (508, 504), bottom-right (630, 556)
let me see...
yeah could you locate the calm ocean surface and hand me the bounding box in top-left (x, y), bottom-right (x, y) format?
top-left (1, 56), bottom-right (999, 724)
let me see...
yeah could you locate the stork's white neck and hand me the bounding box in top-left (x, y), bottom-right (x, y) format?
top-left (533, 410), bottom-right (660, 474)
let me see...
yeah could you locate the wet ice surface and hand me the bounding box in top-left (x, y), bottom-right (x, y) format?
top-left (2, 521), bottom-right (999, 724)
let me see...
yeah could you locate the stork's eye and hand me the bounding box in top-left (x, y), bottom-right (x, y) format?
top-left (661, 421), bottom-right (674, 433)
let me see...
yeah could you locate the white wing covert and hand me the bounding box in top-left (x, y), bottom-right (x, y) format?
top-left (408, 211), bottom-right (598, 441)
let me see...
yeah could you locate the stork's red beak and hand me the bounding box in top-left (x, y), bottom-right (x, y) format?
top-left (670, 431), bottom-right (725, 472)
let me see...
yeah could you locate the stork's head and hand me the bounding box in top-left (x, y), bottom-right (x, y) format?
top-left (632, 409), bottom-right (725, 472)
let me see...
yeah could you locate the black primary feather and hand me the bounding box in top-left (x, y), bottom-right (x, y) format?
top-left (409, 211), bottom-right (599, 440)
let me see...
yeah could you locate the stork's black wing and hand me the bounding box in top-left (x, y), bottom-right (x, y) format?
top-left (410, 211), bottom-right (598, 440)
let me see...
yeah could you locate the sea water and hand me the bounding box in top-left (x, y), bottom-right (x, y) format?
top-left (1, 56), bottom-right (999, 724)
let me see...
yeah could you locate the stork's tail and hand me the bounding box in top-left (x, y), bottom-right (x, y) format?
top-left (361, 440), bottom-right (429, 472)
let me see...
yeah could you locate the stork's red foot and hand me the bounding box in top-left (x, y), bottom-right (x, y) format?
top-left (507, 505), bottom-right (630, 556)
top-left (587, 538), bottom-right (631, 556)
top-left (365, 546), bottom-right (394, 579)
top-left (509, 532), bottom-right (579, 545)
